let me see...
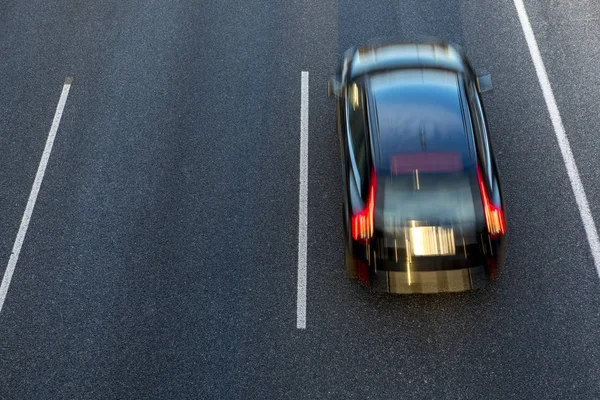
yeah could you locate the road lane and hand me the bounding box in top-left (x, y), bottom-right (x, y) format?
top-left (513, 0), bottom-right (600, 276)
top-left (302, 0), bottom-right (600, 398)
top-left (0, 1), bottom-right (309, 398)
top-left (519, 0), bottom-right (600, 260)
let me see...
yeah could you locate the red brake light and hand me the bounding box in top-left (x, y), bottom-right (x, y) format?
top-left (351, 169), bottom-right (376, 242)
top-left (476, 165), bottom-right (505, 239)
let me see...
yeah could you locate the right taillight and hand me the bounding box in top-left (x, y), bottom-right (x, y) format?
top-left (351, 168), bottom-right (376, 242)
top-left (476, 165), bottom-right (505, 239)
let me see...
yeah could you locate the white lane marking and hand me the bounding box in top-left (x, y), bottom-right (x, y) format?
top-left (0, 77), bottom-right (73, 314)
top-left (297, 71), bottom-right (309, 329)
top-left (514, 0), bottom-right (600, 275)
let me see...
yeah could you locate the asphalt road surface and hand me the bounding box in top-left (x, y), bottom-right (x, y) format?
top-left (1, 0), bottom-right (600, 399)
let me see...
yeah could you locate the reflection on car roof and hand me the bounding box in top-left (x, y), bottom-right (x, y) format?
top-left (369, 69), bottom-right (473, 175)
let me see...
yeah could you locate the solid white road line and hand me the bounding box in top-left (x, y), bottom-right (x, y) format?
top-left (0, 77), bottom-right (73, 314)
top-left (297, 71), bottom-right (309, 329)
top-left (513, 0), bottom-right (600, 275)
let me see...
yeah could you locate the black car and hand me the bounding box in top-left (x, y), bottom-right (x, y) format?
top-left (328, 41), bottom-right (506, 294)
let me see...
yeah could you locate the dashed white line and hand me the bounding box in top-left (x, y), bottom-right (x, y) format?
top-left (513, 0), bottom-right (600, 275)
top-left (297, 71), bottom-right (309, 329)
top-left (0, 77), bottom-right (73, 314)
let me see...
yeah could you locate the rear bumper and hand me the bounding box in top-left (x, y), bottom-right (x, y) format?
top-left (369, 265), bottom-right (487, 294)
top-left (347, 237), bottom-right (505, 294)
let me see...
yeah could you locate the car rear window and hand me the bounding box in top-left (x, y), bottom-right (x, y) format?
top-left (378, 168), bottom-right (477, 231)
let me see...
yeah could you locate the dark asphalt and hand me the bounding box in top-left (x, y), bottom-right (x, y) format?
top-left (1, 0), bottom-right (600, 399)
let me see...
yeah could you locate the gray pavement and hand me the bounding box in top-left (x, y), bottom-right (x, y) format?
top-left (1, 0), bottom-right (599, 399)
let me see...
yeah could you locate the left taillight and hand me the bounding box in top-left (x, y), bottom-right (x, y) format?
top-left (476, 165), bottom-right (505, 239)
top-left (351, 168), bottom-right (376, 242)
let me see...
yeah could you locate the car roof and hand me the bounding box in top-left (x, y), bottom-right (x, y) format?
top-left (367, 68), bottom-right (475, 176)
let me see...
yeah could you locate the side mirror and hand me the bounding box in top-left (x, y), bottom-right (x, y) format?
top-left (327, 76), bottom-right (342, 98)
top-left (476, 70), bottom-right (493, 93)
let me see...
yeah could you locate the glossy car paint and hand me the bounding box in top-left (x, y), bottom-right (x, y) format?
top-left (332, 42), bottom-right (506, 293)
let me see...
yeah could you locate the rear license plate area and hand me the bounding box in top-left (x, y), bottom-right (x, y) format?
top-left (407, 226), bottom-right (456, 256)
